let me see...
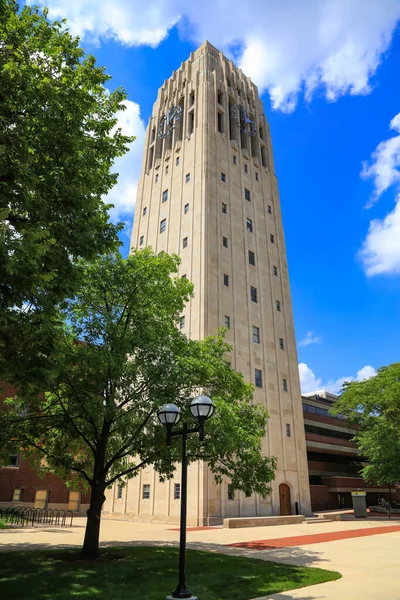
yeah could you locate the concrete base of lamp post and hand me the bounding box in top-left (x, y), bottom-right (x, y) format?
top-left (166, 596), bottom-right (198, 600)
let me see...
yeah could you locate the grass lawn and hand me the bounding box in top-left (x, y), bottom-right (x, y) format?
top-left (0, 545), bottom-right (340, 600)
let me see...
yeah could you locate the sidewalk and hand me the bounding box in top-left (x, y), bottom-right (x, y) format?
top-left (1, 517), bottom-right (400, 598)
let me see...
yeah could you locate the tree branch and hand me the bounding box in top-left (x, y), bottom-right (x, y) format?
top-left (106, 459), bottom-right (148, 487)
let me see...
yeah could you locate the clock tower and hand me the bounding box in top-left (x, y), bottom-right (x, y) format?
top-left (104, 41), bottom-right (311, 523)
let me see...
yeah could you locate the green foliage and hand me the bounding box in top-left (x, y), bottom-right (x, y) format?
top-left (332, 363), bottom-right (400, 485)
top-left (0, 0), bottom-right (133, 386)
top-left (0, 546), bottom-right (341, 600)
top-left (2, 249), bottom-right (275, 506)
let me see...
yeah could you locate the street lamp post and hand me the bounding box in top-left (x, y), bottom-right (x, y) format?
top-left (158, 395), bottom-right (215, 600)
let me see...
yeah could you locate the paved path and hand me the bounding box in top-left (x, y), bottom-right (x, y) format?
top-left (1, 517), bottom-right (400, 599)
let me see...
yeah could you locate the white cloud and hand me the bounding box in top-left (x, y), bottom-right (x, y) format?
top-left (299, 363), bottom-right (377, 394)
top-left (298, 363), bottom-right (323, 393)
top-left (359, 113), bottom-right (400, 276)
top-left (361, 112), bottom-right (400, 205)
top-left (359, 194), bottom-right (400, 275)
top-left (298, 331), bottom-right (321, 347)
top-left (106, 99), bottom-right (146, 224)
top-left (30, 0), bottom-right (400, 112)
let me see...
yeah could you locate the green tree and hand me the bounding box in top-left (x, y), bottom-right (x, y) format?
top-left (332, 363), bottom-right (400, 486)
top-left (0, 0), bottom-right (133, 386)
top-left (1, 250), bottom-right (276, 559)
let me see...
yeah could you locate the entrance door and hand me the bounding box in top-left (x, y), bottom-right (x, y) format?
top-left (279, 483), bottom-right (292, 516)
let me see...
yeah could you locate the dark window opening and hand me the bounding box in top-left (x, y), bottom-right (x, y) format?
top-left (218, 111), bottom-right (223, 133)
top-left (248, 250), bottom-right (255, 266)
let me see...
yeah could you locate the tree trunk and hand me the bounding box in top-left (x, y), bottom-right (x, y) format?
top-left (81, 482), bottom-right (106, 560)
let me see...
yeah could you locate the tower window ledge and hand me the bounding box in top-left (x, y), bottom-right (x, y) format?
top-left (164, 150), bottom-right (171, 160)
top-left (154, 160), bottom-right (161, 170)
top-left (175, 142), bottom-right (182, 152)
top-left (230, 140), bottom-right (238, 151)
top-left (241, 150), bottom-right (249, 159)
top-left (252, 158), bottom-right (260, 168)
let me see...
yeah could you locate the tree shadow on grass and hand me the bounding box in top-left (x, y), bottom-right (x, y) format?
top-left (0, 544), bottom-right (340, 600)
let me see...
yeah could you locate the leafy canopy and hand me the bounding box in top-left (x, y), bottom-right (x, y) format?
top-left (2, 250), bottom-right (276, 497)
top-left (0, 0), bottom-right (133, 385)
top-left (332, 363), bottom-right (400, 485)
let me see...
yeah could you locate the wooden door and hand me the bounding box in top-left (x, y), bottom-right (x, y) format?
top-left (279, 483), bottom-right (292, 516)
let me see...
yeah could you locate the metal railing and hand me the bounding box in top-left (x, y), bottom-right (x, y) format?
top-left (0, 506), bottom-right (74, 527)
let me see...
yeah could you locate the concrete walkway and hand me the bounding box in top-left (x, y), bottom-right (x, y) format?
top-left (1, 517), bottom-right (400, 599)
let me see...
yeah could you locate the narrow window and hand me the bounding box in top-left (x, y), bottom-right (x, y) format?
top-left (190, 91), bottom-right (195, 106)
top-left (224, 315), bottom-right (231, 329)
top-left (186, 173), bottom-right (190, 183)
top-left (270, 234), bottom-right (275, 244)
top-left (273, 265), bottom-right (278, 276)
top-left (255, 369), bottom-right (263, 388)
top-left (221, 172), bottom-right (226, 182)
top-left (223, 236), bottom-right (228, 248)
top-left (162, 189), bottom-right (168, 203)
top-left (139, 235), bottom-right (144, 246)
top-left (165, 165), bottom-right (169, 175)
top-left (155, 173), bottom-right (159, 183)
top-left (253, 326), bottom-right (260, 343)
top-left (160, 218), bottom-right (166, 233)
top-left (13, 488), bottom-right (22, 501)
top-left (279, 338), bottom-right (284, 350)
top-left (276, 300), bottom-right (281, 312)
top-left (176, 156), bottom-right (180, 166)
top-left (217, 91), bottom-right (223, 105)
top-left (245, 188), bottom-right (251, 202)
top-left (179, 316), bottom-right (185, 329)
top-left (222, 202), bottom-right (227, 214)
top-left (244, 164), bottom-right (248, 173)
top-left (142, 206), bottom-right (147, 216)
top-left (248, 250), bottom-right (255, 266)
top-left (268, 205), bottom-right (272, 214)
top-left (174, 483), bottom-right (181, 500)
top-left (227, 484), bottom-right (235, 501)
top-left (142, 484), bottom-right (150, 499)
top-left (184, 203), bottom-right (189, 214)
top-left (218, 111), bottom-right (223, 133)
top-left (283, 378), bottom-right (288, 392)
top-left (233, 155), bottom-right (237, 165)
top-left (151, 127), bottom-right (156, 143)
top-left (246, 218), bottom-right (253, 233)
top-left (148, 146), bottom-right (154, 170)
top-left (188, 111), bottom-right (194, 134)
top-left (250, 286), bottom-right (258, 303)
top-left (255, 172), bottom-right (259, 181)
top-left (117, 484), bottom-right (123, 499)
top-left (286, 423), bottom-right (291, 437)
top-left (182, 237), bottom-right (188, 249)
top-left (259, 126), bottom-right (264, 140)
top-left (261, 145), bottom-right (267, 168)
top-left (224, 274), bottom-right (229, 287)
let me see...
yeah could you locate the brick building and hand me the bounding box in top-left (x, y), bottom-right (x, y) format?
top-left (303, 389), bottom-right (400, 510)
top-left (0, 381), bottom-right (90, 512)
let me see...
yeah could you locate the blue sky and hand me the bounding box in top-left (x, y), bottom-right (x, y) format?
top-left (30, 1), bottom-right (400, 392)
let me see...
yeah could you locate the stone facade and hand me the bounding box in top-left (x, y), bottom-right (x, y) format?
top-left (103, 41), bottom-right (311, 524)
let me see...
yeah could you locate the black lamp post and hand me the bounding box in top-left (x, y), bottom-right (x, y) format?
top-left (158, 395), bottom-right (215, 600)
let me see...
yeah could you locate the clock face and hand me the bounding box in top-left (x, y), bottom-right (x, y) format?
top-left (158, 105), bottom-right (183, 138)
top-left (231, 104), bottom-right (256, 137)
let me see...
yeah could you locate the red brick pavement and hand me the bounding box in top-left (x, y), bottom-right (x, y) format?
top-left (227, 524), bottom-right (400, 549)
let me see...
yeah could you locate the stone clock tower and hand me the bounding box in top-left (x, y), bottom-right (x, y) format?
top-left (104, 41), bottom-right (311, 523)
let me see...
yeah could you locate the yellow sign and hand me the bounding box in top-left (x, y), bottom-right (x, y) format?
top-left (351, 491), bottom-right (366, 496)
